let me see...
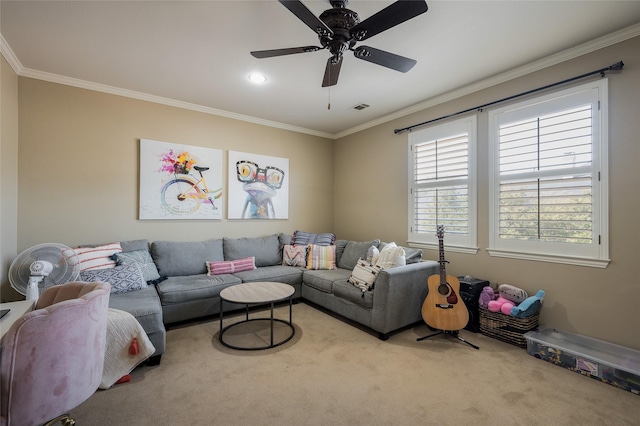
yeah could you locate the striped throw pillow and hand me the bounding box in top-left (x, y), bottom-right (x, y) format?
top-left (291, 230), bottom-right (336, 246)
top-left (282, 245), bottom-right (307, 267)
top-left (206, 257), bottom-right (256, 275)
top-left (74, 242), bottom-right (123, 271)
top-left (306, 244), bottom-right (336, 270)
top-left (348, 258), bottom-right (382, 292)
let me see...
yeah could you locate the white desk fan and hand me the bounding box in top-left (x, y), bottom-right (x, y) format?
top-left (8, 243), bottom-right (81, 302)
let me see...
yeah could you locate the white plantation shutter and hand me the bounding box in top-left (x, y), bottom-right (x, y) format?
top-left (489, 80), bottom-right (609, 266)
top-left (409, 117), bottom-right (477, 249)
top-left (498, 175), bottom-right (593, 243)
top-left (498, 105), bottom-right (593, 243)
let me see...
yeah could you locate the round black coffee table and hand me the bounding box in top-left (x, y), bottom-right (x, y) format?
top-left (219, 282), bottom-right (295, 350)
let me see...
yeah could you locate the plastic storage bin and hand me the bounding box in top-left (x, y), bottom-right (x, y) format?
top-left (525, 327), bottom-right (640, 395)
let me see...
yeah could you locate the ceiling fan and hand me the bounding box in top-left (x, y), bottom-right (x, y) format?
top-left (250, 0), bottom-right (429, 87)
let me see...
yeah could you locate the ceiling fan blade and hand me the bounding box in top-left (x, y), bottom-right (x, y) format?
top-left (251, 46), bottom-right (322, 59)
top-left (350, 0), bottom-right (428, 41)
top-left (353, 46), bottom-right (417, 72)
top-left (322, 57), bottom-right (342, 87)
top-left (279, 0), bottom-right (334, 37)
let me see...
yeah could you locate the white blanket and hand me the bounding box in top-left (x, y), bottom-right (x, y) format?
top-left (100, 308), bottom-right (155, 389)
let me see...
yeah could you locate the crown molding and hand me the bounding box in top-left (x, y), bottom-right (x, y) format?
top-left (334, 23), bottom-right (640, 139)
top-left (3, 23), bottom-right (638, 141)
top-left (0, 34), bottom-right (23, 75)
top-left (1, 31), bottom-right (333, 140)
top-left (17, 67), bottom-right (335, 140)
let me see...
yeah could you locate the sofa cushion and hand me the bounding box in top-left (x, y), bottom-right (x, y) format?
top-left (109, 285), bottom-right (164, 334)
top-left (155, 274), bottom-right (241, 305)
top-left (151, 240), bottom-right (223, 277)
top-left (111, 249), bottom-right (162, 283)
top-left (232, 265), bottom-right (304, 285)
top-left (338, 240), bottom-right (380, 270)
top-left (119, 239), bottom-right (150, 252)
top-left (80, 263), bottom-right (147, 294)
top-left (291, 230), bottom-right (336, 246)
top-left (306, 244), bottom-right (336, 270)
top-left (332, 281), bottom-right (374, 308)
top-left (279, 233), bottom-right (293, 246)
top-left (334, 240), bottom-right (349, 266)
top-left (303, 268), bottom-right (351, 293)
top-left (207, 257), bottom-right (256, 275)
top-left (223, 235), bottom-right (281, 267)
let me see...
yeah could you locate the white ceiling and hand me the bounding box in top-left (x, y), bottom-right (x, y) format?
top-left (2, 1), bottom-right (639, 138)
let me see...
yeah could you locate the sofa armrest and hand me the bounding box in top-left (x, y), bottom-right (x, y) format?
top-left (370, 260), bottom-right (439, 334)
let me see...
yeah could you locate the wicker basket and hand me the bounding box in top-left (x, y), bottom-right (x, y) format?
top-left (479, 308), bottom-right (539, 348)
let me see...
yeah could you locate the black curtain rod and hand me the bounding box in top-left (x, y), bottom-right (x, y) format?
top-left (394, 60), bottom-right (624, 135)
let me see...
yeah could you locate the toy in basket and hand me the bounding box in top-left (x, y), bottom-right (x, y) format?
top-left (478, 284), bottom-right (544, 347)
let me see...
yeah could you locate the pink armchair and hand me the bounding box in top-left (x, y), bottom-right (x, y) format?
top-left (1, 281), bottom-right (111, 426)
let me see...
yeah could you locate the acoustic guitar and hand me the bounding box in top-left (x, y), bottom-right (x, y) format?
top-left (421, 225), bottom-right (469, 331)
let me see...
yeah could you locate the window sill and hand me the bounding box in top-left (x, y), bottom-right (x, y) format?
top-left (487, 248), bottom-right (610, 268)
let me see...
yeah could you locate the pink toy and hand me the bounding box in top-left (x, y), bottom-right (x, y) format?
top-left (478, 286), bottom-right (497, 309)
top-left (487, 296), bottom-right (515, 315)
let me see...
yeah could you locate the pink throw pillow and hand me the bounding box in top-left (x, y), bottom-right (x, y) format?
top-left (74, 242), bottom-right (122, 271)
top-left (282, 245), bottom-right (307, 267)
top-left (206, 257), bottom-right (256, 275)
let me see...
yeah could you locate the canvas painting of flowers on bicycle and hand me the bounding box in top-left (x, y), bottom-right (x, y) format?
top-left (139, 139), bottom-right (223, 220)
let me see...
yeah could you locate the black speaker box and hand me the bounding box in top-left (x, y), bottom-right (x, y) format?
top-left (458, 276), bottom-right (489, 333)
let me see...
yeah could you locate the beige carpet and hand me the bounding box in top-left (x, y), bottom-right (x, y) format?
top-left (73, 303), bottom-right (638, 425)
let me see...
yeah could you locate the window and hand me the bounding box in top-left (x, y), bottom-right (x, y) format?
top-left (408, 116), bottom-right (477, 252)
top-left (488, 80), bottom-right (609, 267)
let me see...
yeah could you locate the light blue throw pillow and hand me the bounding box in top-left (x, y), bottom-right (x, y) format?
top-left (111, 249), bottom-right (161, 283)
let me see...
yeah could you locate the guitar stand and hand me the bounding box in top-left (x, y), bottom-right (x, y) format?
top-left (417, 329), bottom-right (480, 350)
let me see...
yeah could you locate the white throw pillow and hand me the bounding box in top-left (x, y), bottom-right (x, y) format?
top-left (348, 258), bottom-right (382, 292)
top-left (367, 245), bottom-right (380, 264)
top-left (374, 242), bottom-right (406, 269)
top-left (74, 242), bottom-right (122, 271)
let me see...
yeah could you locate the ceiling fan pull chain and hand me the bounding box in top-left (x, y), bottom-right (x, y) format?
top-left (328, 83), bottom-right (331, 110)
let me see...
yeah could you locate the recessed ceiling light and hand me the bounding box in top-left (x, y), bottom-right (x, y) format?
top-left (248, 72), bottom-right (267, 84)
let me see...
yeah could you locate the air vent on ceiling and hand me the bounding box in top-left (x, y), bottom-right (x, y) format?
top-left (352, 103), bottom-right (370, 111)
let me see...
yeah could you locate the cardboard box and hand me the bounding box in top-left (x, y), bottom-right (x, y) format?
top-left (525, 327), bottom-right (640, 395)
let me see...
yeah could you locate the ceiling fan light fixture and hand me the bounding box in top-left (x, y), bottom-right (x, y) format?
top-left (248, 72), bottom-right (268, 84)
top-left (251, 0), bottom-right (429, 87)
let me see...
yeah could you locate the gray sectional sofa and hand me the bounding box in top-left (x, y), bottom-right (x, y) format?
top-left (102, 234), bottom-right (438, 364)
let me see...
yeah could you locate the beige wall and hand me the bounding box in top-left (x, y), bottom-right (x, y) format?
top-left (3, 37), bottom-right (639, 349)
top-left (334, 37), bottom-right (640, 349)
top-left (14, 79), bottom-right (334, 249)
top-left (1, 56), bottom-right (19, 301)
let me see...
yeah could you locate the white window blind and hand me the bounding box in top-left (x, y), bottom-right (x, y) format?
top-left (409, 116), bottom-right (477, 249)
top-left (499, 105), bottom-right (593, 243)
top-left (488, 80), bottom-right (609, 266)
